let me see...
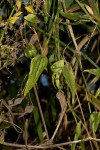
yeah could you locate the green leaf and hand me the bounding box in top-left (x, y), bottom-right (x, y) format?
top-left (0, 131), bottom-right (5, 144)
top-left (72, 121), bottom-right (81, 150)
top-left (51, 60), bottom-right (64, 89)
top-left (24, 44), bottom-right (37, 58)
top-left (63, 0), bottom-right (73, 9)
top-left (91, 95), bottom-right (100, 110)
top-left (95, 87), bottom-right (100, 98)
top-left (63, 64), bottom-right (75, 103)
top-left (90, 112), bottom-right (100, 134)
top-left (87, 93), bottom-right (100, 111)
top-left (33, 106), bottom-right (44, 142)
top-left (24, 14), bottom-right (40, 24)
top-left (44, 0), bottom-right (52, 23)
top-left (24, 55), bottom-right (48, 96)
top-left (84, 68), bottom-right (100, 78)
top-left (0, 124), bottom-right (11, 131)
top-left (88, 0), bottom-right (100, 17)
top-left (60, 11), bottom-right (80, 21)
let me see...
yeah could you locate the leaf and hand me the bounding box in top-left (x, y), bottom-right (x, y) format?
top-left (25, 5), bottom-right (34, 14)
top-left (0, 131), bottom-right (5, 144)
top-left (8, 16), bottom-right (19, 24)
top-left (95, 87), bottom-right (100, 98)
top-left (51, 60), bottom-right (64, 89)
top-left (8, 11), bottom-right (22, 24)
top-left (14, 11), bottom-right (22, 17)
top-left (56, 91), bottom-right (67, 111)
top-left (84, 69), bottom-right (100, 78)
top-left (25, 105), bottom-right (34, 114)
top-left (51, 60), bottom-right (64, 73)
top-left (24, 55), bottom-right (48, 96)
top-left (86, 93), bottom-right (100, 111)
top-left (16, 0), bottom-right (21, 10)
top-left (29, 34), bottom-right (38, 44)
top-left (33, 106), bottom-right (44, 142)
top-left (0, 124), bottom-right (11, 131)
top-left (72, 121), bottom-right (81, 150)
top-left (14, 98), bottom-right (24, 106)
top-left (63, 64), bottom-right (75, 103)
top-left (90, 112), bottom-right (100, 134)
top-left (60, 11), bottom-right (80, 21)
top-left (88, 0), bottom-right (100, 17)
top-left (19, 105), bottom-right (34, 118)
top-left (24, 44), bottom-right (37, 58)
top-left (64, 0), bottom-right (73, 9)
top-left (84, 4), bottom-right (94, 15)
top-left (91, 96), bottom-right (100, 111)
top-left (44, 0), bottom-right (52, 23)
top-left (24, 14), bottom-right (40, 24)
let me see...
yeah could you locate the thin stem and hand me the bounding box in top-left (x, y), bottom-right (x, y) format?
top-left (33, 85), bottom-right (49, 140)
top-left (76, 92), bottom-right (94, 150)
top-left (3, 137), bottom-right (100, 149)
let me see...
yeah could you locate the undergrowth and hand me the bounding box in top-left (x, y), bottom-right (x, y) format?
top-left (0, 0), bottom-right (100, 150)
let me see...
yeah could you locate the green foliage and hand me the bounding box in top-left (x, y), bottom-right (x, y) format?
top-left (0, 0), bottom-right (100, 149)
top-left (33, 106), bottom-right (44, 142)
top-left (84, 68), bottom-right (100, 78)
top-left (51, 60), bottom-right (64, 89)
top-left (24, 55), bottom-right (48, 96)
top-left (72, 121), bottom-right (81, 150)
top-left (63, 64), bottom-right (75, 103)
top-left (61, 11), bottom-right (80, 21)
top-left (24, 14), bottom-right (40, 24)
top-left (24, 44), bottom-right (37, 58)
top-left (90, 112), bottom-right (100, 134)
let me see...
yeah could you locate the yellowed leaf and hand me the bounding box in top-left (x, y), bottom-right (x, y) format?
top-left (16, 0), bottom-right (21, 10)
top-left (25, 105), bottom-right (34, 114)
top-left (0, 131), bottom-right (5, 144)
top-left (25, 5), bottom-right (34, 14)
top-left (84, 4), bottom-right (94, 15)
top-left (14, 11), bottom-right (22, 17)
top-left (9, 16), bottom-right (19, 24)
top-left (86, 93), bottom-right (100, 111)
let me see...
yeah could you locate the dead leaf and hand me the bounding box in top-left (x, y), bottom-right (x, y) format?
top-left (0, 130), bottom-right (5, 144)
top-left (18, 105), bottom-right (34, 118)
top-left (25, 105), bottom-right (34, 114)
top-left (56, 91), bottom-right (67, 111)
top-left (29, 34), bottom-right (38, 44)
top-left (14, 98), bottom-right (24, 106)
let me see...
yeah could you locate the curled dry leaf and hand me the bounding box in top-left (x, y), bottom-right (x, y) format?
top-left (14, 98), bottom-right (24, 106)
top-left (25, 105), bottom-right (34, 114)
top-left (8, 98), bottom-right (24, 108)
top-left (56, 91), bottom-right (67, 111)
top-left (18, 105), bottom-right (34, 118)
top-left (29, 33), bottom-right (38, 44)
top-left (8, 98), bottom-right (24, 111)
